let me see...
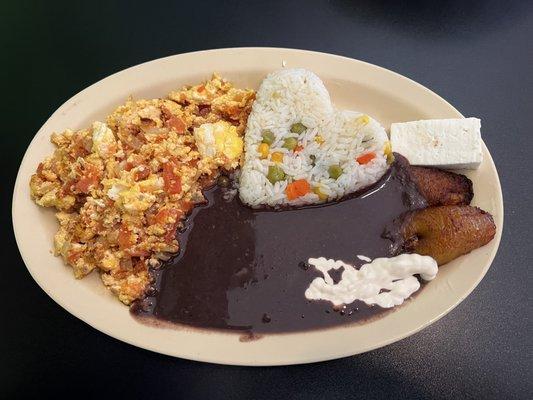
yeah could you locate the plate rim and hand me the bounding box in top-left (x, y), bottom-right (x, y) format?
top-left (12, 47), bottom-right (504, 366)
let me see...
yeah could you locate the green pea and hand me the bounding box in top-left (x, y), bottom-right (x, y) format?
top-left (290, 122), bottom-right (307, 134)
top-left (282, 137), bottom-right (298, 151)
top-left (267, 165), bottom-right (286, 184)
top-left (328, 165), bottom-right (343, 179)
top-left (262, 130), bottom-right (275, 145)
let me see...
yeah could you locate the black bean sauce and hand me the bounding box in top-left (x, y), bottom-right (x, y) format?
top-left (131, 155), bottom-right (427, 333)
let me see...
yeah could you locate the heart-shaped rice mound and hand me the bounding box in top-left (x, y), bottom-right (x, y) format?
top-left (239, 69), bottom-right (390, 207)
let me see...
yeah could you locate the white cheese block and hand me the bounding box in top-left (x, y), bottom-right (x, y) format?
top-left (390, 118), bottom-right (482, 169)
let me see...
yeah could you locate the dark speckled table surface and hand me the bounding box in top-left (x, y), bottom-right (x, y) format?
top-left (3, 1), bottom-right (532, 398)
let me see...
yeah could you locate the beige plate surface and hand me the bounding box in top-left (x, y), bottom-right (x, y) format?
top-left (13, 48), bottom-right (503, 366)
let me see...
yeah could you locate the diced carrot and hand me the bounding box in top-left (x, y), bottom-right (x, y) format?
top-left (285, 179), bottom-right (311, 200)
top-left (285, 185), bottom-right (298, 200)
top-left (162, 162), bottom-right (182, 194)
top-left (356, 152), bottom-right (376, 165)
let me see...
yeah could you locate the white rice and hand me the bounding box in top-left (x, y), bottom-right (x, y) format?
top-left (239, 68), bottom-right (389, 207)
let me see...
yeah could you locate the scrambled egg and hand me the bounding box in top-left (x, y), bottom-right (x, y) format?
top-left (91, 121), bottom-right (116, 158)
top-left (107, 181), bottom-right (157, 213)
top-left (29, 74), bottom-right (255, 304)
top-left (104, 175), bottom-right (163, 213)
top-left (194, 121), bottom-right (243, 169)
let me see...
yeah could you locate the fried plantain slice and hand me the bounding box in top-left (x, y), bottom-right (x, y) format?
top-left (409, 164), bottom-right (474, 206)
top-left (388, 205), bottom-right (496, 265)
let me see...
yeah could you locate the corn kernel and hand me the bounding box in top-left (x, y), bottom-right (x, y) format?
top-left (258, 143), bottom-right (270, 159)
top-left (383, 141), bottom-right (394, 164)
top-left (271, 152), bottom-right (284, 163)
top-left (314, 135), bottom-right (325, 144)
top-left (356, 115), bottom-right (370, 126)
top-left (313, 186), bottom-right (328, 201)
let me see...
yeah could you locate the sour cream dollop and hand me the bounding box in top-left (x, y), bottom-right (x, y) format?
top-left (305, 254), bottom-right (438, 309)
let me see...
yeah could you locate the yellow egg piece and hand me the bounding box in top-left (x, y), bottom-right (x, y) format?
top-left (194, 121), bottom-right (243, 163)
top-left (215, 127), bottom-right (243, 160)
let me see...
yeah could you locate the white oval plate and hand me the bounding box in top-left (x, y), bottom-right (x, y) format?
top-left (13, 48), bottom-right (503, 366)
